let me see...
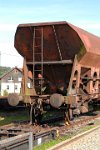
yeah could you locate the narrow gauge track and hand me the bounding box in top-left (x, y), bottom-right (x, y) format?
top-left (58, 112), bottom-right (100, 135)
top-left (0, 111), bottom-right (100, 149)
top-left (48, 125), bottom-right (100, 150)
top-left (0, 111), bottom-right (100, 139)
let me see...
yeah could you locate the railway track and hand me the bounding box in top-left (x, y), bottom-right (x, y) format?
top-left (0, 110), bottom-right (100, 142)
top-left (57, 112), bottom-right (100, 136)
top-left (0, 110), bottom-right (100, 147)
top-left (48, 124), bottom-right (100, 150)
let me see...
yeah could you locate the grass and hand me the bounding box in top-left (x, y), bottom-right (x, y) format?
top-left (42, 109), bottom-right (64, 120)
top-left (0, 108), bottom-right (64, 127)
top-left (0, 108), bottom-right (29, 126)
top-left (33, 135), bottom-right (71, 150)
top-left (33, 120), bottom-right (100, 150)
top-left (0, 107), bottom-right (99, 149)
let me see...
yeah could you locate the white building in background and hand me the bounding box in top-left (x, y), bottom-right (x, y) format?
top-left (0, 67), bottom-right (32, 96)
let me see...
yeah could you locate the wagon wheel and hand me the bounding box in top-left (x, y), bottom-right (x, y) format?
top-left (30, 104), bottom-right (42, 124)
top-left (33, 107), bottom-right (42, 124)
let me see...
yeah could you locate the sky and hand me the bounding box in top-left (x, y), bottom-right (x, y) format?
top-left (0, 0), bottom-right (100, 68)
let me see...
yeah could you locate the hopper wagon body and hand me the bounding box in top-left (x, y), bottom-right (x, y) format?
top-left (10, 21), bottom-right (100, 122)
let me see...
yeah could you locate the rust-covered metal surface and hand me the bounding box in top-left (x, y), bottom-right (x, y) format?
top-left (14, 21), bottom-right (100, 94)
top-left (68, 22), bottom-right (100, 67)
top-left (14, 22), bottom-right (100, 122)
top-left (15, 21), bottom-right (81, 62)
top-left (14, 21), bottom-right (100, 68)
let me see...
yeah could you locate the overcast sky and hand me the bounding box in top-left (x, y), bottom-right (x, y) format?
top-left (0, 0), bottom-right (100, 67)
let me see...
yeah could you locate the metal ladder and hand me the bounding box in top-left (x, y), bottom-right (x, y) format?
top-left (33, 27), bottom-right (44, 95)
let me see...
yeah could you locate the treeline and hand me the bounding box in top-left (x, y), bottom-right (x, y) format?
top-left (0, 66), bottom-right (11, 77)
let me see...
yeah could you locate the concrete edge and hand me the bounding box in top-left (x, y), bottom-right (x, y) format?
top-left (48, 125), bottom-right (100, 150)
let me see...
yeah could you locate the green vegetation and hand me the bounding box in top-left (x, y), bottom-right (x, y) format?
top-left (0, 66), bottom-right (11, 77)
top-left (0, 108), bottom-right (99, 150)
top-left (0, 109), bottom-right (63, 127)
top-left (2, 90), bottom-right (9, 96)
top-left (42, 110), bottom-right (64, 121)
top-left (80, 124), bottom-right (95, 131)
top-left (33, 120), bottom-right (99, 150)
top-left (0, 109), bottom-right (29, 126)
top-left (33, 135), bottom-right (71, 150)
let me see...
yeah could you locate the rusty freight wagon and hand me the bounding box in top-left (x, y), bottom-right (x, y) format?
top-left (9, 21), bottom-right (100, 123)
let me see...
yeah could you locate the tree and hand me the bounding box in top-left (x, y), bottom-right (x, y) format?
top-left (0, 66), bottom-right (11, 77)
top-left (3, 90), bottom-right (9, 96)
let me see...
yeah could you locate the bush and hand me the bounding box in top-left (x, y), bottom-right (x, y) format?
top-left (3, 90), bottom-right (9, 96)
